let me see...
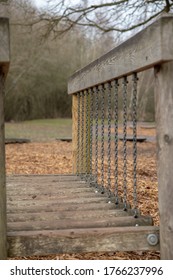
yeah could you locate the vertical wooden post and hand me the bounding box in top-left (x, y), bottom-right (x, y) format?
top-left (72, 92), bottom-right (90, 174)
top-left (72, 94), bottom-right (78, 174)
top-left (0, 71), bottom-right (7, 259)
top-left (0, 2), bottom-right (10, 259)
top-left (154, 61), bottom-right (173, 259)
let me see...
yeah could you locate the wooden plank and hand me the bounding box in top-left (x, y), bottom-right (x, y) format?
top-left (7, 201), bottom-right (118, 213)
top-left (68, 15), bottom-right (173, 94)
top-left (7, 226), bottom-right (160, 257)
top-left (0, 69), bottom-right (7, 259)
top-left (7, 209), bottom-right (134, 223)
top-left (7, 180), bottom-right (89, 190)
top-left (7, 187), bottom-right (93, 197)
top-left (7, 216), bottom-right (153, 232)
top-left (7, 174), bottom-right (80, 183)
top-left (72, 92), bottom-right (90, 174)
top-left (7, 183), bottom-right (90, 192)
top-left (7, 191), bottom-right (104, 201)
top-left (7, 196), bottom-right (109, 207)
top-left (154, 61), bottom-right (173, 259)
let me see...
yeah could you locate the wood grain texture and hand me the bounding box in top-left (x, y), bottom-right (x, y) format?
top-left (7, 209), bottom-right (134, 223)
top-left (7, 226), bottom-right (159, 257)
top-left (68, 14), bottom-right (173, 95)
top-left (0, 72), bottom-right (7, 259)
top-left (72, 93), bottom-right (91, 174)
top-left (7, 216), bottom-right (153, 232)
top-left (154, 61), bottom-right (173, 260)
top-left (6, 175), bottom-right (157, 257)
top-left (72, 94), bottom-right (78, 173)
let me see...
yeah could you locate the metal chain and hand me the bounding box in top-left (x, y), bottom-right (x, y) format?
top-left (94, 86), bottom-right (99, 189)
top-left (89, 88), bottom-right (94, 184)
top-left (107, 82), bottom-right (112, 200)
top-left (81, 91), bottom-right (85, 178)
top-left (114, 79), bottom-right (119, 204)
top-left (132, 73), bottom-right (138, 218)
top-left (85, 90), bottom-right (89, 181)
top-left (77, 92), bottom-right (81, 175)
top-left (122, 76), bottom-right (128, 211)
top-left (101, 84), bottom-right (105, 194)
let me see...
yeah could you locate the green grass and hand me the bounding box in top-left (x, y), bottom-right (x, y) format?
top-left (5, 118), bottom-right (72, 142)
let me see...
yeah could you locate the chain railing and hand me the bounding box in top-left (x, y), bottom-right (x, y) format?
top-left (75, 75), bottom-right (140, 216)
top-left (69, 15), bottom-right (173, 259)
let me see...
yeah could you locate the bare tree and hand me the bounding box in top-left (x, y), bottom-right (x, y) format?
top-left (26, 0), bottom-right (173, 37)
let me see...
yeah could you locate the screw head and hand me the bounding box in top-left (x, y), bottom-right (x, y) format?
top-left (147, 234), bottom-right (159, 246)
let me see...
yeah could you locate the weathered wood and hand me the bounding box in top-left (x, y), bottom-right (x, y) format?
top-left (8, 196), bottom-right (109, 207)
top-left (0, 9), bottom-right (10, 259)
top-left (154, 61), bottom-right (173, 260)
top-left (7, 216), bottom-right (153, 232)
top-left (0, 69), bottom-right (7, 259)
top-left (7, 192), bottom-right (104, 201)
top-left (7, 226), bottom-right (159, 257)
top-left (7, 209), bottom-right (134, 223)
top-left (72, 93), bottom-right (91, 174)
top-left (72, 94), bottom-right (78, 173)
top-left (7, 174), bottom-right (81, 182)
top-left (7, 201), bottom-right (118, 214)
top-left (7, 187), bottom-right (92, 196)
top-left (68, 14), bottom-right (173, 95)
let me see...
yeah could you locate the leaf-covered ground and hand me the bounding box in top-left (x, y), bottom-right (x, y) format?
top-left (6, 126), bottom-right (160, 260)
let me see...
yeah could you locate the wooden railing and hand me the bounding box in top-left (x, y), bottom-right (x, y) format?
top-left (0, 0), bottom-right (10, 260)
top-left (68, 14), bottom-right (173, 259)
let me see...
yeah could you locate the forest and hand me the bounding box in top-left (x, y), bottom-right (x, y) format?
top-left (5, 0), bottom-right (116, 120)
top-left (5, 0), bottom-right (168, 121)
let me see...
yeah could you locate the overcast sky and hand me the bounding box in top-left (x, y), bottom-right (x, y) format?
top-left (33, 0), bottom-right (47, 8)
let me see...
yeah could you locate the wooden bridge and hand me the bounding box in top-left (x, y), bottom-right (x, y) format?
top-left (7, 174), bottom-right (157, 257)
top-left (1, 1), bottom-right (173, 259)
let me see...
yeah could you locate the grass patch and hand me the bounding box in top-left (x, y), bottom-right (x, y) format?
top-left (5, 118), bottom-right (72, 142)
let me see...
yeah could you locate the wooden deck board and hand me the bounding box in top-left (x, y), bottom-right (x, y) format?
top-left (8, 226), bottom-right (160, 257)
top-left (7, 216), bottom-right (153, 232)
top-left (7, 209), bottom-right (135, 223)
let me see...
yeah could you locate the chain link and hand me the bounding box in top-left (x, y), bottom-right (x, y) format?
top-left (77, 92), bottom-right (81, 175)
top-left (85, 90), bottom-right (89, 181)
top-left (122, 76), bottom-right (128, 210)
top-left (107, 82), bottom-right (112, 200)
top-left (94, 86), bottom-right (99, 189)
top-left (81, 91), bottom-right (85, 179)
top-left (132, 73), bottom-right (138, 217)
top-left (101, 84), bottom-right (105, 194)
top-left (114, 79), bottom-right (119, 204)
top-left (89, 88), bottom-right (94, 184)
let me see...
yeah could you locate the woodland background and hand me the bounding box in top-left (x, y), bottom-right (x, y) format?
top-left (5, 0), bottom-right (158, 122)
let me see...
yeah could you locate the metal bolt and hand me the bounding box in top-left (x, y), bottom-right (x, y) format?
top-left (147, 234), bottom-right (159, 246)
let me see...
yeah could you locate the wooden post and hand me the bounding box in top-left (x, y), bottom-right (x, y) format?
top-left (0, 2), bottom-right (10, 259)
top-left (0, 71), bottom-right (7, 259)
top-left (72, 94), bottom-right (78, 174)
top-left (72, 93), bottom-right (90, 174)
top-left (154, 61), bottom-right (173, 259)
